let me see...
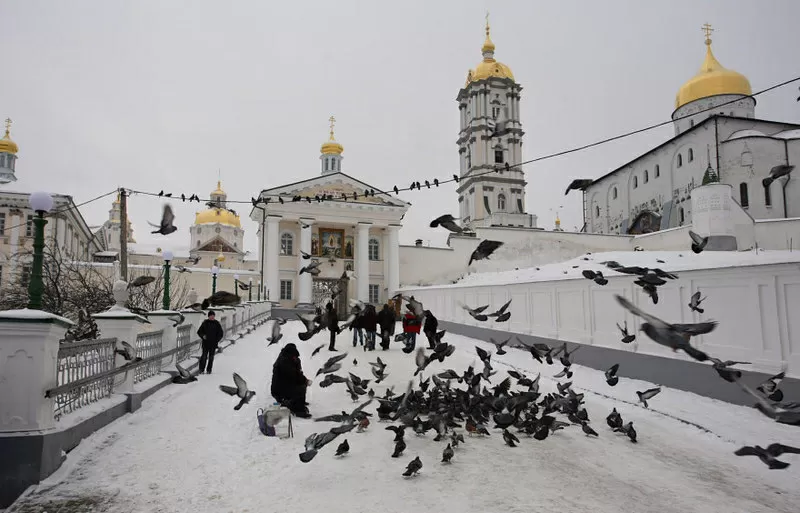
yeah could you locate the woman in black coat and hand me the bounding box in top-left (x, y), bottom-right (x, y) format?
top-left (326, 302), bottom-right (340, 351)
top-left (271, 343), bottom-right (311, 417)
top-left (361, 304), bottom-right (378, 351)
top-left (423, 310), bottom-right (439, 349)
top-left (376, 303), bottom-right (395, 350)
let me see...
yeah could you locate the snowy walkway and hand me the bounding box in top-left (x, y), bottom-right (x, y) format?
top-left (11, 321), bottom-right (800, 513)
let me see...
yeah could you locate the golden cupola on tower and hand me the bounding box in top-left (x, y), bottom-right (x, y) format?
top-left (465, 16), bottom-right (515, 85)
top-left (0, 118), bottom-right (19, 154)
top-left (194, 181), bottom-right (241, 228)
top-left (675, 25), bottom-right (752, 109)
top-left (320, 115), bottom-right (344, 155)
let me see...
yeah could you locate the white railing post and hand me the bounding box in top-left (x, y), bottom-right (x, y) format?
top-left (0, 310), bottom-right (72, 433)
top-left (147, 310), bottom-right (181, 370)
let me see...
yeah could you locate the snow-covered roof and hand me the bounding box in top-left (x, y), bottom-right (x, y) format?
top-left (726, 129), bottom-right (768, 141)
top-left (431, 249), bottom-right (800, 289)
top-left (773, 129), bottom-right (800, 140)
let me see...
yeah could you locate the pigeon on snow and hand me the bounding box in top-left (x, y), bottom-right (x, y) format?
top-left (219, 372), bottom-right (256, 410)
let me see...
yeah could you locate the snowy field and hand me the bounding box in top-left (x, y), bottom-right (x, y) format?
top-left (9, 320), bottom-right (800, 513)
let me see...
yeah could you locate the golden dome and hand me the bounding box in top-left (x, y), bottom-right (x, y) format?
top-left (465, 18), bottom-right (514, 85)
top-left (321, 115), bottom-right (344, 155)
top-left (0, 118), bottom-right (18, 155)
top-left (212, 180), bottom-right (225, 195)
top-left (195, 208), bottom-right (241, 228)
top-left (675, 32), bottom-right (751, 109)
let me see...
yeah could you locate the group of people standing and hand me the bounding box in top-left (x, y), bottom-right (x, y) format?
top-left (323, 302), bottom-right (399, 352)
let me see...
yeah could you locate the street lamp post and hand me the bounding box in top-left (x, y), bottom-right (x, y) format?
top-left (27, 191), bottom-right (54, 310)
top-left (248, 278), bottom-right (253, 301)
top-left (257, 280), bottom-right (261, 301)
top-left (211, 265), bottom-right (220, 295)
top-left (162, 250), bottom-right (173, 310)
top-left (234, 273), bottom-right (240, 297)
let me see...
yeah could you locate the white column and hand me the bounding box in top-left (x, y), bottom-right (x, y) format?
top-left (382, 229), bottom-right (390, 303)
top-left (356, 222), bottom-right (371, 302)
top-left (387, 224), bottom-right (400, 297)
top-left (297, 218), bottom-right (314, 305)
top-left (266, 215), bottom-right (281, 302)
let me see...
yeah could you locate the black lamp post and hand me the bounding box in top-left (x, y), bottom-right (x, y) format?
top-left (162, 250), bottom-right (173, 310)
top-left (27, 191), bottom-right (54, 310)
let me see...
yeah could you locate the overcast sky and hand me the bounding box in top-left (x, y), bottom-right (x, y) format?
top-left (2, 0), bottom-right (799, 253)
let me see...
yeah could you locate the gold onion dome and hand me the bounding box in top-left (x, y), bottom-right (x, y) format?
top-left (321, 116), bottom-right (344, 155)
top-left (0, 118), bottom-right (19, 154)
top-left (466, 18), bottom-right (514, 85)
top-left (194, 181), bottom-right (241, 228)
top-left (675, 26), bottom-right (751, 109)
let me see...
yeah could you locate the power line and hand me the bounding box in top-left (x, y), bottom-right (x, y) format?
top-left (126, 74), bottom-right (800, 207)
top-left (1, 189), bottom-right (118, 234)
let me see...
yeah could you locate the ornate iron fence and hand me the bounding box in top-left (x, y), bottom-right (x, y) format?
top-left (53, 338), bottom-right (117, 420)
top-left (134, 329), bottom-right (163, 383)
top-left (176, 324), bottom-right (195, 363)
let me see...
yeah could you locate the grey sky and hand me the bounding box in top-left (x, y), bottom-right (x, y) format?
top-left (2, 0), bottom-right (799, 253)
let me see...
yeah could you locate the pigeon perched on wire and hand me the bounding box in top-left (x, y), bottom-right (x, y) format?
top-left (172, 362), bottom-right (197, 384)
top-left (219, 373), bottom-right (256, 410)
top-left (689, 230), bottom-right (708, 254)
top-left (402, 456), bottom-right (422, 477)
top-left (762, 164), bottom-right (794, 188)
top-left (149, 204), bottom-right (177, 235)
top-left (615, 295), bottom-right (715, 361)
top-left (636, 387), bottom-right (661, 408)
top-left (734, 443), bottom-right (800, 469)
top-left (617, 321), bottom-right (635, 344)
top-left (430, 214), bottom-right (464, 234)
top-left (468, 240), bottom-right (504, 266)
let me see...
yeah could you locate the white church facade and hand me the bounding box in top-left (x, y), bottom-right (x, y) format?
top-left (581, 26), bottom-right (800, 236)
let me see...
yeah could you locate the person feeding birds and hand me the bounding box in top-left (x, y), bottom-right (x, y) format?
top-left (271, 343), bottom-right (312, 418)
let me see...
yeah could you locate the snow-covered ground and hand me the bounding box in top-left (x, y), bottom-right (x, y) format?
top-left (453, 248), bottom-right (800, 288)
top-left (10, 321), bottom-right (800, 513)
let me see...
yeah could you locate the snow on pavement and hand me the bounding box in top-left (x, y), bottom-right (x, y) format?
top-left (11, 321), bottom-right (800, 513)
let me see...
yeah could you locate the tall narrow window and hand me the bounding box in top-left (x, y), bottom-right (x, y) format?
top-left (644, 170), bottom-right (649, 184)
top-left (0, 213), bottom-right (5, 234)
top-left (368, 238), bottom-right (380, 260)
top-left (324, 159), bottom-right (328, 171)
top-left (612, 187), bottom-right (618, 200)
top-left (280, 280), bottom-right (293, 300)
top-left (280, 232), bottom-right (294, 255)
top-left (688, 148), bottom-right (694, 162)
top-left (595, 205), bottom-right (600, 217)
top-left (494, 149), bottom-right (503, 163)
top-left (655, 165), bottom-right (660, 178)
top-left (677, 154), bottom-right (683, 167)
top-left (497, 193), bottom-right (506, 211)
top-left (25, 215), bottom-right (33, 237)
top-left (740, 182), bottom-right (749, 208)
top-left (765, 182), bottom-right (772, 207)
top-left (679, 207), bottom-right (685, 225)
top-left (368, 284), bottom-right (380, 304)
top-left (21, 265), bottom-right (31, 287)
top-left (633, 176), bottom-right (638, 189)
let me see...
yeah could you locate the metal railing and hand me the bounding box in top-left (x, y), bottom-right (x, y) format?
top-left (176, 324), bottom-right (196, 363)
top-left (53, 338), bottom-right (117, 420)
top-left (230, 313), bottom-right (238, 336)
top-left (134, 329), bottom-right (163, 383)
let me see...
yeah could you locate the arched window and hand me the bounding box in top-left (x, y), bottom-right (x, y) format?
top-left (368, 238), bottom-right (380, 261)
top-left (655, 165), bottom-right (660, 178)
top-left (764, 182), bottom-right (772, 207)
top-left (644, 170), bottom-right (649, 184)
top-left (497, 193), bottom-right (506, 211)
top-left (612, 187), bottom-right (618, 200)
top-left (595, 205), bottom-right (600, 217)
top-left (633, 176), bottom-right (638, 189)
top-left (280, 232), bottom-right (294, 255)
top-left (677, 154), bottom-right (683, 167)
top-left (679, 207), bottom-right (685, 225)
top-left (740, 182), bottom-right (749, 208)
top-left (688, 148), bottom-right (694, 162)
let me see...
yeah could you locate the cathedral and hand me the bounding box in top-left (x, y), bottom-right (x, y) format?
top-left (580, 25), bottom-right (800, 235)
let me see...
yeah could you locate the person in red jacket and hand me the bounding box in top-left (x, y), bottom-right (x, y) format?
top-left (401, 305), bottom-right (421, 352)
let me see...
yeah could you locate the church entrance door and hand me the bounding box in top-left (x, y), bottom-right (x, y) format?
top-left (312, 277), bottom-right (348, 320)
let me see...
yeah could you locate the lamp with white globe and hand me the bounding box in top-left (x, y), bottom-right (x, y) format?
top-left (27, 191), bottom-right (54, 310)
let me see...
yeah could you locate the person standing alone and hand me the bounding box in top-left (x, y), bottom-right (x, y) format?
top-left (326, 302), bottom-right (340, 351)
top-left (197, 310), bottom-right (224, 374)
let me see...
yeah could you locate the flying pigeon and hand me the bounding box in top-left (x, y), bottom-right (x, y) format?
top-left (149, 204), bottom-right (177, 235)
top-left (175, 265), bottom-right (191, 273)
top-left (172, 362), bottom-right (197, 384)
top-left (709, 358), bottom-right (750, 383)
top-left (636, 387), bottom-right (661, 408)
top-left (689, 230), bottom-right (708, 254)
top-left (319, 374), bottom-right (348, 388)
top-left (219, 372), bottom-right (256, 410)
top-left (734, 443), bottom-right (800, 469)
top-left (335, 439), bottom-right (350, 456)
top-left (468, 240), bottom-right (504, 266)
top-left (490, 337), bottom-right (511, 355)
top-left (615, 295), bottom-right (715, 361)
top-left (757, 370), bottom-right (786, 402)
top-left (267, 320), bottom-right (282, 346)
top-left (605, 363), bottom-right (620, 386)
top-left (688, 291), bottom-right (705, 313)
top-left (617, 321), bottom-right (636, 344)
top-left (299, 431), bottom-right (341, 463)
top-left (311, 344), bottom-right (325, 357)
top-left (128, 275), bottom-right (156, 288)
top-left (762, 164), bottom-right (794, 188)
top-left (429, 214), bottom-right (464, 233)
top-left (737, 380), bottom-right (800, 425)
top-left (487, 299), bottom-right (512, 318)
top-left (115, 341), bottom-right (140, 362)
top-left (402, 456), bottom-right (422, 477)
top-left (300, 250), bottom-right (312, 260)
top-left (459, 302), bottom-right (489, 321)
top-left (300, 261), bottom-right (322, 276)
top-left (564, 178), bottom-right (594, 196)
top-left (185, 256), bottom-right (201, 265)
top-left (441, 443), bottom-right (454, 463)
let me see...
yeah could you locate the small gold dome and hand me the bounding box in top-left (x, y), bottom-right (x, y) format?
top-left (212, 180), bottom-right (225, 195)
top-left (194, 208), bottom-right (241, 228)
top-left (466, 19), bottom-right (514, 85)
top-left (321, 116), bottom-right (344, 155)
top-left (675, 36), bottom-right (751, 109)
top-left (0, 118), bottom-right (19, 155)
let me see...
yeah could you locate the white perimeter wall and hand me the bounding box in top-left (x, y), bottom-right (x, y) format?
top-left (401, 262), bottom-right (800, 377)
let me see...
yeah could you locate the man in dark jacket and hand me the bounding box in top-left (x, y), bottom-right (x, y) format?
top-left (326, 302), bottom-right (339, 351)
top-left (361, 304), bottom-right (378, 351)
top-left (197, 310), bottom-right (224, 374)
top-left (422, 310), bottom-right (439, 350)
top-left (377, 303), bottom-right (395, 350)
top-left (271, 343), bottom-right (312, 418)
